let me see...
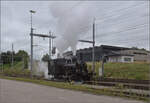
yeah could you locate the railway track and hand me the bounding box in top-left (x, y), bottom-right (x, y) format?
top-left (45, 78), bottom-right (150, 98)
top-left (45, 78), bottom-right (150, 90)
top-left (84, 78), bottom-right (150, 90)
top-left (98, 78), bottom-right (150, 84)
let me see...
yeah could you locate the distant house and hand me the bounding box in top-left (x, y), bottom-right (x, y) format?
top-left (106, 54), bottom-right (134, 63)
top-left (118, 49), bottom-right (150, 62)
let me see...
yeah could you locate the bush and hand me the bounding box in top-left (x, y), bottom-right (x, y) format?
top-left (3, 68), bottom-right (31, 77)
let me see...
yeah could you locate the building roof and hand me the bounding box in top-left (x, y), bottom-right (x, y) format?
top-left (63, 45), bottom-right (131, 56)
top-left (106, 54), bottom-right (134, 57)
top-left (101, 45), bottom-right (129, 50)
top-left (77, 45), bottom-right (130, 52)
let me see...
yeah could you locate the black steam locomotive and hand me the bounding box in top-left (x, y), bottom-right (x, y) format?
top-left (48, 56), bottom-right (92, 81)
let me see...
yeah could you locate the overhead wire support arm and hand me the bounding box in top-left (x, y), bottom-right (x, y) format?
top-left (78, 40), bottom-right (94, 44)
top-left (32, 33), bottom-right (56, 39)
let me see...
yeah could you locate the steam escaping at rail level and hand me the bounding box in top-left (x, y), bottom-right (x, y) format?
top-left (49, 2), bottom-right (98, 55)
top-left (29, 60), bottom-right (49, 79)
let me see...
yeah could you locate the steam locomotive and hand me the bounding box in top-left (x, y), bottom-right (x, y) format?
top-left (48, 56), bottom-right (92, 81)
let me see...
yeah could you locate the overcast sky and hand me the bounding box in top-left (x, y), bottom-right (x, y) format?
top-left (1, 1), bottom-right (149, 59)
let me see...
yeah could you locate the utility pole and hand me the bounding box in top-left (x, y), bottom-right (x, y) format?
top-left (30, 10), bottom-right (36, 77)
top-left (0, 22), bottom-right (2, 70)
top-left (78, 18), bottom-right (96, 79)
top-left (101, 55), bottom-right (105, 77)
top-left (51, 33), bottom-right (54, 56)
top-left (31, 28), bottom-right (33, 77)
top-left (49, 31), bottom-right (52, 60)
top-left (92, 18), bottom-right (95, 76)
top-left (29, 10), bottom-right (56, 77)
top-left (11, 43), bottom-right (14, 69)
top-left (23, 54), bottom-right (25, 69)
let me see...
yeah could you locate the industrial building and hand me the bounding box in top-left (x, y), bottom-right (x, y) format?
top-left (63, 45), bottom-right (150, 63)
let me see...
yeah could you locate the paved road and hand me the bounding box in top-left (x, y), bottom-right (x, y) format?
top-left (0, 79), bottom-right (144, 103)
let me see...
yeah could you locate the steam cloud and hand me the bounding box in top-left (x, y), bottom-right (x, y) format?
top-left (50, 2), bottom-right (97, 55)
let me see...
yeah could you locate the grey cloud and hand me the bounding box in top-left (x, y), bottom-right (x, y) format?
top-left (1, 1), bottom-right (149, 59)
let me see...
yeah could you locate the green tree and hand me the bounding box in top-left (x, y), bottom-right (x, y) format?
top-left (42, 54), bottom-right (49, 62)
top-left (1, 51), bottom-right (14, 64)
top-left (15, 50), bottom-right (29, 69)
